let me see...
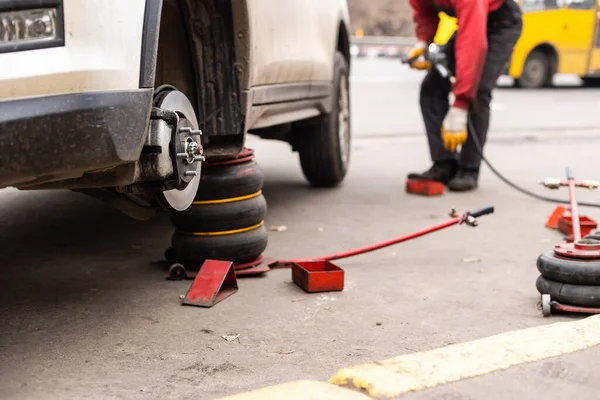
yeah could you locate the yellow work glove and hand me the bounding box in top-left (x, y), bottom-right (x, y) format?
top-left (406, 41), bottom-right (431, 70)
top-left (441, 106), bottom-right (468, 152)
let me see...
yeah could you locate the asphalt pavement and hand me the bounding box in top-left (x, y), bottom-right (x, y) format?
top-left (2, 59), bottom-right (600, 400)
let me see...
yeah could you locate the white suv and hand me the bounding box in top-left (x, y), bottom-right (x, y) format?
top-left (0, 0), bottom-right (352, 218)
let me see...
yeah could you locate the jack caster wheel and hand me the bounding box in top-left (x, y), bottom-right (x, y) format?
top-left (168, 263), bottom-right (187, 280)
top-left (542, 294), bottom-right (552, 317)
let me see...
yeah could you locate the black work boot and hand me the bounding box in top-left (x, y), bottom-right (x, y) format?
top-left (407, 160), bottom-right (458, 184)
top-left (448, 167), bottom-right (479, 192)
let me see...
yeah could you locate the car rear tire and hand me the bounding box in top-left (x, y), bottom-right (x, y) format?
top-left (295, 51), bottom-right (351, 187)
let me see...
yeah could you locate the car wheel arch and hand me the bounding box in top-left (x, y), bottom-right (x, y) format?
top-left (141, 0), bottom-right (249, 157)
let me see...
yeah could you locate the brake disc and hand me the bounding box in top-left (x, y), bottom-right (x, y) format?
top-left (154, 89), bottom-right (204, 211)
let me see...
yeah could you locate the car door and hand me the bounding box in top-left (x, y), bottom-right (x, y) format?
top-left (246, 0), bottom-right (324, 89)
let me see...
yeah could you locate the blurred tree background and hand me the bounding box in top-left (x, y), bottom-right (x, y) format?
top-left (348, 0), bottom-right (415, 36)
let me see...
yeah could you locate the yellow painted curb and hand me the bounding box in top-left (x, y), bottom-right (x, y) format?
top-left (329, 315), bottom-right (600, 399)
top-left (216, 380), bottom-right (372, 400)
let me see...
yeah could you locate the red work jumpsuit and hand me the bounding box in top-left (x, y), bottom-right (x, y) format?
top-left (410, 0), bottom-right (522, 171)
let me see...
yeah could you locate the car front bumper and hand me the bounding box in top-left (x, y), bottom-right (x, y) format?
top-left (0, 89), bottom-right (153, 188)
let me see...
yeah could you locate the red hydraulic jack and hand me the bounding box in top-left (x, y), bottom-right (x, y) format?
top-left (175, 205), bottom-right (494, 306)
top-left (270, 205), bottom-right (494, 293)
top-left (538, 168), bottom-right (600, 316)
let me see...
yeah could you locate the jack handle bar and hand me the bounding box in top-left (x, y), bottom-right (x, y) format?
top-left (272, 205), bottom-right (496, 267)
top-left (469, 206), bottom-right (495, 219)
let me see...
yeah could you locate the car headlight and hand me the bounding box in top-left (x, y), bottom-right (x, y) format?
top-left (0, 1), bottom-right (64, 54)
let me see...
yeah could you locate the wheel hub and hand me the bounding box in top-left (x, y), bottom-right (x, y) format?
top-left (173, 125), bottom-right (204, 183)
top-left (154, 90), bottom-right (204, 211)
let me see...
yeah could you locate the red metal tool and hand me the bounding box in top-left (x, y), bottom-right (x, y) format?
top-left (560, 216), bottom-right (597, 242)
top-left (292, 261), bottom-right (345, 293)
top-left (167, 256), bottom-right (270, 280)
top-left (172, 206), bottom-right (493, 304)
top-left (545, 205), bottom-right (567, 230)
top-left (181, 260), bottom-right (239, 308)
top-left (541, 168), bottom-right (599, 242)
top-left (271, 206), bottom-right (494, 268)
top-left (405, 179), bottom-right (445, 196)
top-left (270, 206), bottom-right (494, 292)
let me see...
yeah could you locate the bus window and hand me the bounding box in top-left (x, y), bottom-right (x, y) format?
top-left (565, 0), bottom-right (594, 9)
top-left (521, 0), bottom-right (560, 11)
top-left (521, 0), bottom-right (546, 11)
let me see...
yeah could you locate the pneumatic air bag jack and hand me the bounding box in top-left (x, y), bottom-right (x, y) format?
top-left (537, 168), bottom-right (600, 317)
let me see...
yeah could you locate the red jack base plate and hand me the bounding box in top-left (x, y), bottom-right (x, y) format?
top-left (554, 239), bottom-right (600, 260)
top-left (406, 179), bottom-right (444, 196)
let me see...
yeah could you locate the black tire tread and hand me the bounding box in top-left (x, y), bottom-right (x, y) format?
top-left (295, 51), bottom-right (350, 187)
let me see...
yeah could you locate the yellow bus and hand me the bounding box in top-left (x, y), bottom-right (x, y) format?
top-left (433, 0), bottom-right (600, 88)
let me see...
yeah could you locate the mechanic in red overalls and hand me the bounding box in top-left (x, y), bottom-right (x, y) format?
top-left (406, 0), bottom-right (523, 191)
